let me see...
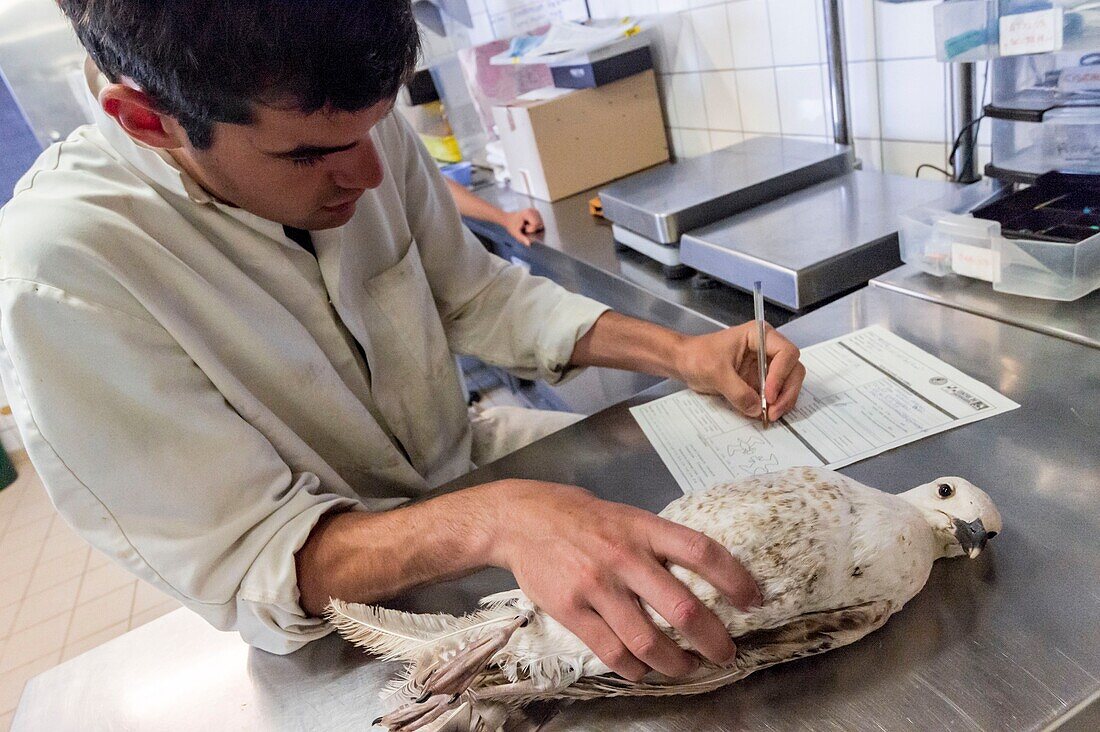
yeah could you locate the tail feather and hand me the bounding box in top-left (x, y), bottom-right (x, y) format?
top-left (325, 598), bottom-right (522, 665)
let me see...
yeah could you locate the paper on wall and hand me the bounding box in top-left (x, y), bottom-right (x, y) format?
top-left (630, 326), bottom-right (1020, 494)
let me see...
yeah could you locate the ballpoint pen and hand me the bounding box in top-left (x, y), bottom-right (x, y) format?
top-left (753, 280), bottom-right (769, 429)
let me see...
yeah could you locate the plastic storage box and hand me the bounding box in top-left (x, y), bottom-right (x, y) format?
top-left (987, 108), bottom-right (1100, 182)
top-left (987, 51), bottom-right (1100, 121)
top-left (899, 173), bottom-right (1100, 300)
top-left (934, 0), bottom-right (1100, 62)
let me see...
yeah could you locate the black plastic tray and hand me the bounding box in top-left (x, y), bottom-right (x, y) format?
top-left (972, 173), bottom-right (1100, 243)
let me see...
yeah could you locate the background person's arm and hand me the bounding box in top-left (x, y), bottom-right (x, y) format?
top-left (444, 177), bottom-right (543, 245)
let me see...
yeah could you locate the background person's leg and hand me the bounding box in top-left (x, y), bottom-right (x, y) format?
top-left (469, 405), bottom-right (583, 467)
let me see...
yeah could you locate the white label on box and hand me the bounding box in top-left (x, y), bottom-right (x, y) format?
top-left (999, 8), bottom-right (1063, 57)
top-left (516, 86), bottom-right (573, 102)
top-left (951, 243), bottom-right (999, 282)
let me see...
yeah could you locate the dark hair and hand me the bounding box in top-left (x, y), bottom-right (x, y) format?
top-left (58, 0), bottom-right (421, 148)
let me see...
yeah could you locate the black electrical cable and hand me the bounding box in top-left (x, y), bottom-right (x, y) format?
top-left (915, 163), bottom-right (952, 179)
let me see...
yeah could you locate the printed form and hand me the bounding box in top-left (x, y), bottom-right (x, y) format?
top-left (631, 326), bottom-right (1019, 494)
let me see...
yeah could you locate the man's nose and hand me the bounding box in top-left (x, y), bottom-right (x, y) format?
top-left (332, 139), bottom-right (385, 190)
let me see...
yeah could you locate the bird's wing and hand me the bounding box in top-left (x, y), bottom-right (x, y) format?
top-left (658, 468), bottom-right (920, 637)
top-left (542, 598), bottom-right (896, 701)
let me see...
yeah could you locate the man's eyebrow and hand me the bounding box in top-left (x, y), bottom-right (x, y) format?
top-left (266, 141), bottom-right (359, 158)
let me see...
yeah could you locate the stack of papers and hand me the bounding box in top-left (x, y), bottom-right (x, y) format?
top-left (631, 326), bottom-right (1020, 494)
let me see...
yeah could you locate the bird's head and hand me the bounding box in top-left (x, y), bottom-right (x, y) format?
top-left (900, 477), bottom-right (1002, 559)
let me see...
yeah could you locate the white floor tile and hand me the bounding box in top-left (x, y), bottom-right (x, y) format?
top-left (60, 621), bottom-right (128, 663)
top-left (11, 578), bottom-right (80, 634)
top-left (0, 654), bottom-right (58, 715)
top-left (75, 562), bottom-right (135, 606)
top-left (68, 583), bottom-right (135, 644)
top-left (130, 601), bottom-right (181, 631)
top-left (86, 549), bottom-right (111, 570)
top-left (0, 606), bottom-right (16, 641)
top-left (37, 528), bottom-right (88, 564)
top-left (0, 613), bottom-right (69, 675)
top-left (0, 709), bottom-right (13, 731)
top-left (24, 547), bottom-right (87, 597)
top-left (133, 581), bottom-right (174, 615)
top-left (0, 517), bottom-right (51, 558)
top-left (0, 547), bottom-right (40, 584)
top-left (5, 497), bottom-right (54, 532)
top-left (0, 574), bottom-right (31, 612)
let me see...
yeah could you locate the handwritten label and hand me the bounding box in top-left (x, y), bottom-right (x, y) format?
top-left (999, 8), bottom-right (1063, 57)
top-left (1059, 66), bottom-right (1100, 94)
top-left (951, 243), bottom-right (999, 282)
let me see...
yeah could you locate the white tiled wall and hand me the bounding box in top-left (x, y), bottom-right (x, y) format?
top-left (415, 0), bottom-right (969, 180)
top-left (601, 0), bottom-right (957, 179)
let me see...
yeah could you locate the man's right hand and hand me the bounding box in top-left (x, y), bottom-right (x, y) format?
top-left (484, 480), bottom-right (761, 681)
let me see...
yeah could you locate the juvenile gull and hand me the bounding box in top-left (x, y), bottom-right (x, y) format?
top-left (327, 467), bottom-right (1002, 731)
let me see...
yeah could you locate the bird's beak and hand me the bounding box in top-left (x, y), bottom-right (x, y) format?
top-left (953, 517), bottom-right (991, 559)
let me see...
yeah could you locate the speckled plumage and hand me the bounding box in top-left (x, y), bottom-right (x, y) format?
top-left (328, 467), bottom-right (1002, 731)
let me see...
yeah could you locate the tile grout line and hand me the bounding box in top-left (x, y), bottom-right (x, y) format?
top-left (60, 541), bottom-right (95, 649)
top-left (126, 581), bottom-right (139, 631)
top-left (0, 511), bottom-right (56, 656)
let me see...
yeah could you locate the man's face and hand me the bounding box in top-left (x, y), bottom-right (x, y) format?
top-left (173, 98), bottom-right (395, 230)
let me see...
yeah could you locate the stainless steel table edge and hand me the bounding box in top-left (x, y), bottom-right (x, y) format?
top-left (871, 269), bottom-right (1100, 350)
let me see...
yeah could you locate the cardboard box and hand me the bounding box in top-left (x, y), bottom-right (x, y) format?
top-left (491, 70), bottom-right (669, 202)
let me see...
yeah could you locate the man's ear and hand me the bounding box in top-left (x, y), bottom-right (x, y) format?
top-left (99, 83), bottom-right (188, 149)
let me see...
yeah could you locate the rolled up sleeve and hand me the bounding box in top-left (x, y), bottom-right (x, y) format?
top-left (0, 279), bottom-right (360, 654)
top-left (390, 114), bottom-right (611, 384)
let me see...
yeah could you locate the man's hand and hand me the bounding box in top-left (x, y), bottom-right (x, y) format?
top-left (487, 480), bottom-right (762, 681)
top-left (501, 208), bottom-right (544, 246)
top-left (570, 312), bottom-right (806, 421)
top-left (673, 322), bottom-right (805, 420)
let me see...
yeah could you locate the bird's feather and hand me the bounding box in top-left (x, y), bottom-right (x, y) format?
top-left (325, 599), bottom-right (520, 664)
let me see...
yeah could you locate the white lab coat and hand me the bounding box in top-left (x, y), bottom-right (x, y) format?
top-left (0, 72), bottom-right (609, 653)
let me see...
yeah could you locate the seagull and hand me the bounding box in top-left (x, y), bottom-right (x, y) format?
top-left (327, 467), bottom-right (1002, 731)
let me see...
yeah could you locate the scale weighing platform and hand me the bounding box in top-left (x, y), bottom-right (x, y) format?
top-left (600, 136), bottom-right (959, 310)
top-left (600, 136), bottom-right (853, 275)
top-left (681, 170), bottom-right (960, 310)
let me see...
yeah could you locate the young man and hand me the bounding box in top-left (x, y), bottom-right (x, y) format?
top-left (0, 1), bottom-right (805, 682)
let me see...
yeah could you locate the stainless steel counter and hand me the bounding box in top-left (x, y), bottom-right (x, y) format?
top-left (873, 264), bottom-right (1100, 350)
top-left (466, 184), bottom-right (823, 330)
top-left (16, 286), bottom-right (1100, 731)
top-left (0, 0), bottom-right (89, 146)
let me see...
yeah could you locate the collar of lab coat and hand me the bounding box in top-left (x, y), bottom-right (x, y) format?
top-left (82, 58), bottom-right (296, 245)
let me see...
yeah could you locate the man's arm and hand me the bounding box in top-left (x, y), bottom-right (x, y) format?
top-left (296, 478), bottom-right (761, 681)
top-left (443, 178), bottom-right (544, 246)
top-left (570, 310), bottom-right (806, 420)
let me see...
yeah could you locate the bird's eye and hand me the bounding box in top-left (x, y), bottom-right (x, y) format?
top-left (937, 483), bottom-right (955, 498)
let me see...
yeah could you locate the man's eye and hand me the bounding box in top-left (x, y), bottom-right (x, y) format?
top-left (291, 155), bottom-right (325, 168)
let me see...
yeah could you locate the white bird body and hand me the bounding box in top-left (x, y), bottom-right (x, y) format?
top-left (328, 467), bottom-right (1001, 731)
